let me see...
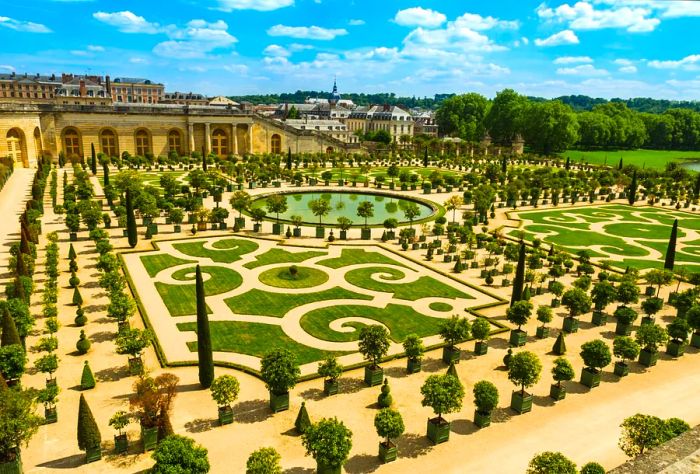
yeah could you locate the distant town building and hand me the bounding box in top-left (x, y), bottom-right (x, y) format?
top-left (412, 111), bottom-right (438, 137)
top-left (55, 74), bottom-right (110, 105)
top-left (110, 77), bottom-right (164, 103)
top-left (347, 104), bottom-right (414, 141)
top-left (284, 118), bottom-right (350, 143)
top-left (161, 92), bottom-right (208, 105)
top-left (208, 96), bottom-right (239, 107)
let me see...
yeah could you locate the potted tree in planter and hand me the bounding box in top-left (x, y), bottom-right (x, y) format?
top-left (549, 281), bottom-right (565, 308)
top-left (561, 287), bottom-right (591, 333)
top-left (508, 351), bottom-right (542, 414)
top-left (420, 374), bottom-right (464, 444)
top-left (635, 323), bottom-right (669, 367)
top-left (471, 318), bottom-right (491, 355)
top-left (291, 215), bottom-right (303, 237)
top-left (34, 353), bottom-right (58, 388)
top-left (210, 375), bottom-right (240, 426)
top-left (77, 394), bottom-right (102, 463)
top-left (472, 380), bottom-right (499, 428)
top-left (115, 327), bottom-right (152, 376)
top-left (666, 317), bottom-right (689, 357)
top-left (309, 198), bottom-right (331, 239)
top-left (439, 315), bottom-right (471, 364)
top-left (169, 207), bottom-right (184, 233)
top-left (229, 190), bottom-right (251, 229)
top-left (641, 297), bottom-right (664, 326)
top-left (550, 357), bottom-right (574, 401)
top-left (644, 268), bottom-right (673, 297)
top-left (301, 418), bottom-right (352, 474)
top-left (591, 280), bottom-right (616, 326)
top-left (358, 325), bottom-right (390, 386)
top-left (130, 373), bottom-right (179, 452)
top-left (614, 306), bottom-right (638, 336)
top-left (687, 305), bottom-right (700, 349)
top-left (612, 336), bottom-right (640, 377)
top-left (616, 279), bottom-right (640, 311)
top-left (536, 306), bottom-right (553, 339)
top-left (357, 200), bottom-right (374, 240)
top-left (260, 349), bottom-right (300, 412)
top-left (336, 217), bottom-right (352, 240)
top-left (403, 333), bottom-right (425, 373)
top-left (246, 447), bottom-right (282, 474)
top-left (507, 300), bottom-right (532, 346)
top-left (151, 435), bottom-right (209, 473)
top-left (109, 410), bottom-right (131, 454)
top-left (250, 208), bottom-right (266, 233)
top-left (318, 355), bottom-right (342, 396)
top-left (0, 386), bottom-right (43, 473)
top-left (383, 218), bottom-right (398, 240)
top-left (374, 408), bottom-right (404, 463)
top-left (266, 194), bottom-right (288, 235)
top-left (38, 384), bottom-right (59, 424)
top-left (579, 340), bottom-right (612, 388)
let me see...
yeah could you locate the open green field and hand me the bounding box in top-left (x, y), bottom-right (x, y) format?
top-left (510, 204), bottom-right (700, 271)
top-left (563, 149), bottom-right (700, 171)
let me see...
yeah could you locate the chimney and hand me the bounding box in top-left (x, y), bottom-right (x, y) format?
top-left (105, 75), bottom-right (111, 97)
top-left (79, 80), bottom-right (86, 97)
top-left (50, 74), bottom-right (55, 81)
top-left (383, 103), bottom-right (390, 112)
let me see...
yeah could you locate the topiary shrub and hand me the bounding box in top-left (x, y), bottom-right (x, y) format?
top-left (378, 378), bottom-right (392, 408)
top-left (246, 447), bottom-right (282, 474)
top-left (80, 361), bottom-right (96, 390)
top-left (294, 401), bottom-right (311, 434)
top-left (77, 394), bottom-right (101, 452)
top-left (76, 330), bottom-right (91, 354)
top-left (74, 306), bottom-right (87, 326)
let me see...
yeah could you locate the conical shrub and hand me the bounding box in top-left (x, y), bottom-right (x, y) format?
top-left (77, 394), bottom-right (101, 451)
top-left (552, 332), bottom-right (567, 355)
top-left (294, 401), bottom-right (311, 434)
top-left (80, 361), bottom-right (96, 390)
top-left (0, 309), bottom-right (21, 347)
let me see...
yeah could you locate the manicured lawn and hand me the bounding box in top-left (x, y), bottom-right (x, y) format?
top-left (318, 248), bottom-right (408, 269)
top-left (429, 302), bottom-right (453, 312)
top-left (141, 253), bottom-right (195, 277)
top-left (155, 266), bottom-right (243, 316)
top-left (243, 248), bottom-right (326, 269)
top-left (344, 266), bottom-right (472, 300)
top-left (173, 238), bottom-right (259, 263)
top-left (225, 286), bottom-right (373, 318)
top-left (259, 266), bottom-right (329, 289)
top-left (178, 320), bottom-right (348, 365)
top-left (300, 303), bottom-right (450, 343)
top-left (563, 149), bottom-right (700, 171)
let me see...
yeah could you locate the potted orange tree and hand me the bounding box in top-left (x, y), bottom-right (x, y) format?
top-left (359, 325), bottom-right (390, 386)
top-left (318, 355), bottom-right (342, 396)
top-left (402, 334), bottom-right (425, 373)
top-left (420, 374), bottom-right (464, 444)
top-left (613, 336), bottom-right (639, 377)
top-left (550, 357), bottom-right (574, 401)
top-left (472, 380), bottom-right (499, 428)
top-left (374, 408), bottom-right (404, 463)
top-left (261, 349), bottom-right (300, 412)
top-left (508, 351), bottom-right (542, 414)
top-left (579, 340), bottom-right (611, 389)
top-left (439, 315), bottom-right (470, 364)
top-left (210, 375), bottom-right (240, 425)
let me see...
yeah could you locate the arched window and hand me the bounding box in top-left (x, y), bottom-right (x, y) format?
top-left (135, 129), bottom-right (150, 156)
top-left (326, 146), bottom-right (334, 155)
top-left (270, 134), bottom-right (282, 154)
top-left (100, 129), bottom-right (118, 157)
top-left (168, 130), bottom-right (182, 154)
top-left (212, 129), bottom-right (228, 156)
top-left (63, 128), bottom-right (81, 157)
top-left (6, 129), bottom-right (24, 164)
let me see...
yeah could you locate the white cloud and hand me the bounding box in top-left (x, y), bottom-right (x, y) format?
top-left (0, 16), bottom-right (51, 33)
top-left (534, 29), bottom-right (579, 46)
top-left (263, 44), bottom-right (290, 57)
top-left (556, 64), bottom-right (609, 76)
top-left (153, 19), bottom-right (237, 59)
top-left (87, 45), bottom-right (104, 52)
top-left (618, 65), bottom-right (637, 73)
top-left (522, 37), bottom-right (529, 45)
top-left (394, 7), bottom-right (446, 28)
top-left (129, 57), bottom-right (148, 64)
top-left (267, 25), bottom-right (347, 40)
top-left (648, 55), bottom-right (700, 71)
top-left (536, 2), bottom-right (659, 33)
top-left (348, 19), bottom-right (365, 26)
top-left (553, 55), bottom-right (592, 64)
top-left (613, 58), bottom-right (637, 73)
top-left (0, 65), bottom-right (15, 72)
top-left (660, 1), bottom-right (700, 18)
top-left (223, 64), bottom-right (249, 75)
top-left (289, 43), bottom-right (312, 52)
top-left (216, 0), bottom-right (294, 11)
top-left (93, 11), bottom-right (159, 33)
top-left (452, 13), bottom-right (519, 31)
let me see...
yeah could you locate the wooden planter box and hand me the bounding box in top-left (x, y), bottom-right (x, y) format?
top-left (474, 341), bottom-right (488, 355)
top-left (315, 226), bottom-right (325, 239)
top-left (218, 406), bottom-right (234, 425)
top-left (316, 462), bottom-right (342, 474)
top-left (69, 232), bottom-right (78, 241)
top-left (85, 445), bottom-right (102, 464)
top-left (615, 322), bottom-right (632, 336)
top-left (323, 379), bottom-right (339, 396)
top-left (378, 441), bottom-right (397, 463)
top-left (406, 358), bottom-right (422, 374)
top-left (293, 228), bottom-right (302, 237)
top-left (442, 346), bottom-right (461, 364)
top-left (562, 317), bottom-right (579, 334)
top-left (361, 228), bottom-right (371, 240)
top-left (666, 340), bottom-right (685, 357)
top-left (269, 391), bottom-right (290, 412)
top-left (509, 329), bottom-right (527, 347)
top-left (614, 361), bottom-right (629, 377)
top-left (580, 367), bottom-right (601, 388)
top-left (173, 224), bottom-right (181, 233)
top-left (253, 224), bottom-right (261, 232)
top-left (510, 391), bottom-right (533, 414)
top-left (691, 332), bottom-right (700, 349)
top-left (141, 425), bottom-right (158, 452)
top-left (272, 223), bottom-right (283, 235)
top-left (535, 326), bottom-right (549, 339)
top-left (128, 357), bottom-right (144, 376)
top-left (474, 410), bottom-right (491, 428)
top-left (641, 316), bottom-right (655, 326)
top-left (591, 311), bottom-right (607, 326)
top-left (550, 384), bottom-right (566, 401)
top-left (114, 434), bottom-right (128, 454)
top-left (639, 349), bottom-right (658, 367)
top-left (364, 366), bottom-right (384, 387)
top-left (426, 417), bottom-right (450, 444)
top-left (235, 217), bottom-right (246, 229)
top-left (0, 456), bottom-right (22, 474)
top-left (44, 407), bottom-right (57, 424)
top-left (550, 298), bottom-right (560, 308)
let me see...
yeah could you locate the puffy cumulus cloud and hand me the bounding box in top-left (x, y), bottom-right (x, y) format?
top-left (394, 7), bottom-right (446, 28)
top-left (556, 64), bottom-right (609, 76)
top-left (153, 19), bottom-right (237, 59)
top-left (267, 25), bottom-right (348, 40)
top-left (263, 44), bottom-right (290, 57)
top-left (536, 1), bottom-right (659, 33)
top-left (613, 58), bottom-right (637, 73)
top-left (534, 29), bottom-right (579, 46)
top-left (0, 65), bottom-right (15, 72)
top-left (453, 13), bottom-right (519, 31)
top-left (216, 0), bottom-right (294, 11)
top-left (93, 11), bottom-right (159, 33)
top-left (648, 54), bottom-right (700, 71)
top-left (553, 55), bottom-right (592, 64)
top-left (87, 45), bottom-right (104, 52)
top-left (0, 16), bottom-right (51, 33)
top-left (348, 19), bottom-right (365, 26)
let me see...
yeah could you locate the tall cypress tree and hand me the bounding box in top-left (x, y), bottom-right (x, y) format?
top-left (77, 394), bottom-right (101, 451)
top-left (15, 252), bottom-right (27, 277)
top-left (103, 161), bottom-right (110, 188)
top-left (628, 170), bottom-right (637, 206)
top-left (126, 188), bottom-right (138, 248)
top-left (202, 145), bottom-right (208, 172)
top-left (0, 309), bottom-right (21, 347)
top-left (565, 157), bottom-right (570, 170)
top-left (664, 219), bottom-right (678, 271)
top-left (618, 158), bottom-right (623, 170)
top-left (196, 265), bottom-right (214, 388)
top-left (286, 147), bottom-right (293, 170)
top-left (90, 144), bottom-right (97, 175)
top-left (501, 156), bottom-right (507, 174)
top-left (510, 243), bottom-right (526, 307)
top-left (694, 173), bottom-right (700, 200)
top-left (423, 147), bottom-right (428, 168)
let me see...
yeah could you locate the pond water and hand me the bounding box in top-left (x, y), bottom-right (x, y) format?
top-left (251, 191), bottom-right (435, 226)
top-left (680, 161), bottom-right (700, 172)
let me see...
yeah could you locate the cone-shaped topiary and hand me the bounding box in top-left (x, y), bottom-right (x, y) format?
top-left (69, 259), bottom-right (78, 273)
top-left (628, 170), bottom-right (637, 206)
top-left (196, 265), bottom-right (214, 388)
top-left (76, 330), bottom-right (91, 354)
top-left (81, 361), bottom-right (96, 390)
top-left (126, 188), bottom-right (138, 248)
top-left (378, 378), bottom-right (393, 408)
top-left (664, 219), bottom-right (678, 271)
top-left (511, 243), bottom-right (526, 306)
top-left (503, 348), bottom-right (513, 368)
top-left (15, 252), bottom-right (27, 277)
top-left (1, 308), bottom-right (21, 347)
top-left (68, 243), bottom-right (77, 261)
top-left (446, 362), bottom-right (458, 378)
top-left (69, 271), bottom-right (80, 288)
top-left (295, 401), bottom-right (311, 434)
top-left (72, 287), bottom-right (83, 306)
top-left (552, 332), bottom-right (567, 355)
top-left (77, 394), bottom-right (101, 451)
top-left (74, 306), bottom-right (87, 326)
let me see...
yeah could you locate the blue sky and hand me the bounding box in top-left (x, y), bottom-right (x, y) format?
top-left (0, 0), bottom-right (699, 99)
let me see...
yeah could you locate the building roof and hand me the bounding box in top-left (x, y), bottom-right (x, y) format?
top-left (209, 96), bottom-right (239, 106)
top-left (112, 77), bottom-right (162, 85)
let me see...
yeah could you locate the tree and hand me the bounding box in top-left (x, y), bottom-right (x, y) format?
top-left (664, 219), bottom-right (678, 270)
top-left (358, 325), bottom-right (390, 369)
top-left (195, 266), bottom-right (214, 389)
top-left (444, 195), bottom-right (463, 223)
top-left (301, 418), bottom-right (352, 471)
top-left (81, 361), bottom-right (96, 390)
top-left (0, 345), bottom-right (26, 381)
top-left (434, 93), bottom-right (489, 141)
top-left (151, 435), bottom-right (210, 474)
top-left (527, 452), bottom-right (577, 474)
top-left (260, 349), bottom-right (299, 395)
top-left (115, 328), bottom-right (152, 358)
top-left (266, 194), bottom-right (288, 224)
top-left (591, 280), bottom-right (616, 310)
top-left (485, 89), bottom-right (528, 146)
top-left (317, 355), bottom-right (342, 383)
top-left (130, 373), bottom-right (180, 432)
top-left (619, 414), bottom-right (666, 457)
top-left (507, 300), bottom-right (533, 331)
top-left (77, 394), bottom-right (101, 451)
top-left (126, 188), bottom-right (138, 248)
top-left (357, 201), bottom-right (374, 228)
top-left (551, 357), bottom-right (575, 387)
top-left (552, 332), bottom-right (567, 355)
top-left (90, 143), bottom-right (97, 175)
top-left (230, 191), bottom-right (252, 219)
top-left (617, 280), bottom-right (640, 307)
top-left (471, 318), bottom-right (491, 342)
top-left (636, 323), bottom-right (669, 352)
top-left (0, 386), bottom-right (42, 464)
top-left (628, 170), bottom-right (638, 206)
top-left (562, 288), bottom-right (592, 317)
top-left (403, 202), bottom-right (421, 229)
top-left (438, 315), bottom-right (471, 349)
top-left (536, 306), bottom-right (553, 328)
top-left (508, 351), bottom-right (542, 395)
top-left (308, 198), bottom-right (331, 226)
top-left (294, 402), bottom-right (311, 434)
top-left (511, 243), bottom-right (526, 306)
top-left (210, 375), bottom-right (240, 410)
top-left (521, 101), bottom-right (579, 155)
top-left (667, 317), bottom-right (690, 344)
top-left (374, 408), bottom-right (404, 446)
top-left (644, 269), bottom-right (673, 297)
top-left (0, 309), bottom-right (21, 347)
top-left (472, 380), bottom-right (499, 414)
top-left (613, 336), bottom-right (640, 363)
top-left (580, 339), bottom-right (612, 373)
top-left (420, 374), bottom-right (465, 421)
top-left (34, 354), bottom-right (59, 381)
top-left (580, 462), bottom-right (606, 474)
top-left (246, 447), bottom-right (282, 474)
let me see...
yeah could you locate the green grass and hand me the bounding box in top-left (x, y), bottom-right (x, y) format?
top-left (244, 248), bottom-right (326, 269)
top-left (140, 254), bottom-right (195, 277)
top-left (178, 320), bottom-right (347, 365)
top-left (155, 266), bottom-right (243, 316)
top-left (344, 266), bottom-right (472, 300)
top-left (318, 248), bottom-right (408, 269)
top-left (173, 238), bottom-right (259, 263)
top-left (563, 149), bottom-right (700, 171)
top-left (300, 303), bottom-right (448, 343)
top-left (429, 302), bottom-right (453, 312)
top-left (225, 286), bottom-right (373, 317)
top-left (258, 266), bottom-right (329, 289)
